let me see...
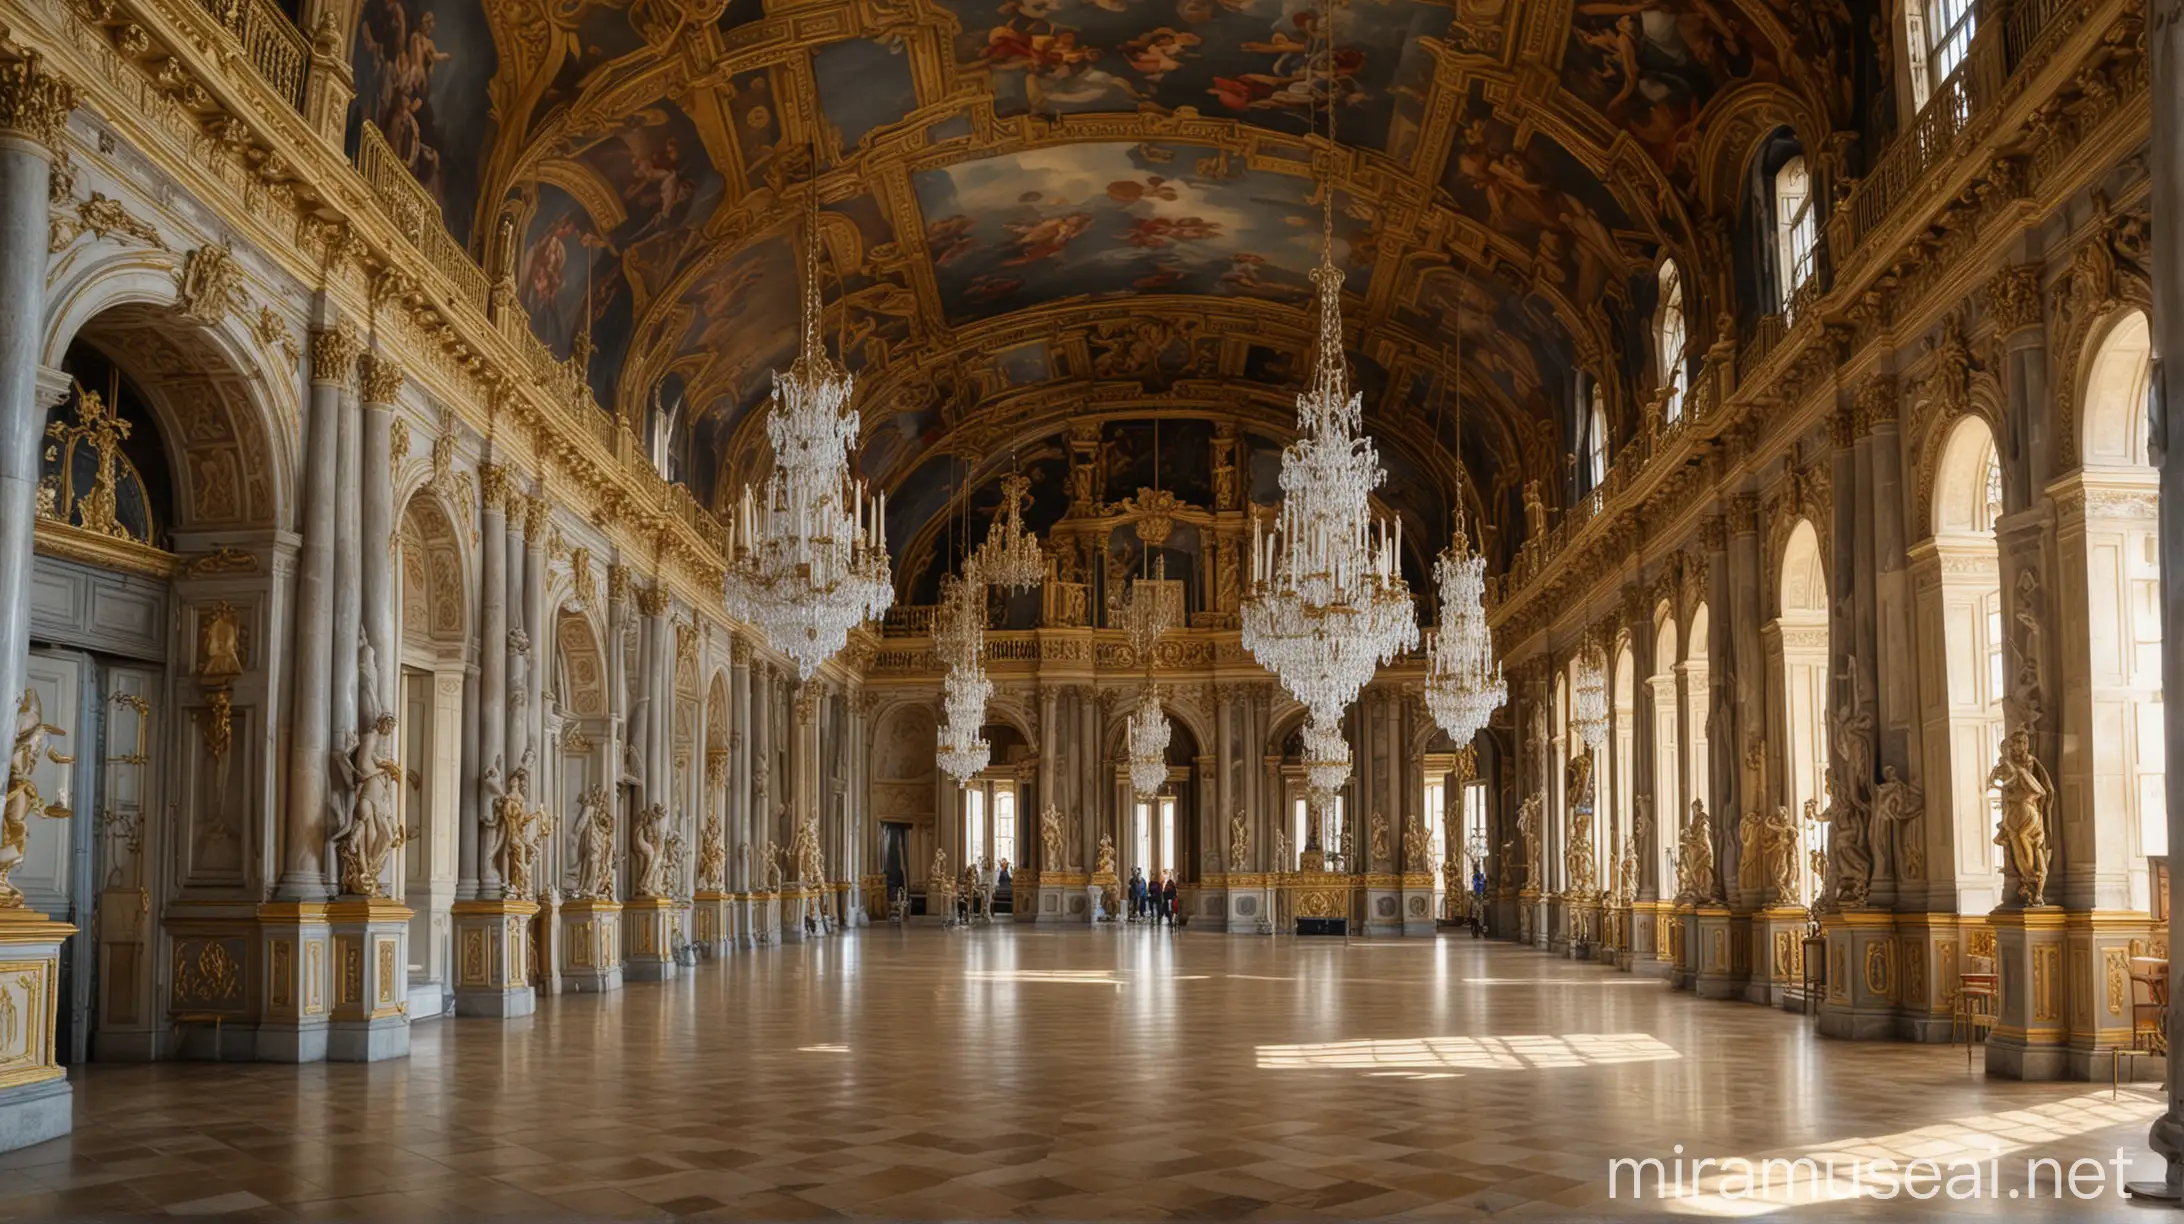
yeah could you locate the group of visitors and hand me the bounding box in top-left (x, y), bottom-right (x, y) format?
top-left (1128, 868), bottom-right (1179, 925)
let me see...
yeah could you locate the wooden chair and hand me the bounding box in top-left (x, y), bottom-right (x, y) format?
top-left (1953, 955), bottom-right (2000, 1068)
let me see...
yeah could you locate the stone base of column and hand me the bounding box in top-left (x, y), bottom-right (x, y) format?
top-left (623, 897), bottom-right (679, 981)
top-left (778, 887), bottom-right (816, 942)
top-left (1893, 913), bottom-right (1970, 1040)
top-left (0, 910), bottom-right (77, 1152)
top-left (1818, 908), bottom-right (1898, 1041)
top-left (451, 900), bottom-right (538, 1018)
top-left (1747, 906), bottom-right (1811, 1008)
top-left (750, 891), bottom-right (781, 942)
top-left (1186, 877), bottom-right (1226, 930)
top-left (1089, 873), bottom-right (1120, 921)
top-left (327, 899), bottom-right (411, 1062)
top-left (1517, 889), bottom-right (1540, 944)
top-left (1222, 874), bottom-right (1269, 933)
top-left (2063, 912), bottom-right (2154, 1079)
top-left (1670, 905), bottom-right (1697, 990)
top-left (256, 902), bottom-right (332, 1061)
top-left (1361, 874), bottom-right (1402, 936)
top-left (1629, 901), bottom-right (1671, 978)
top-left (561, 898), bottom-right (624, 992)
top-left (860, 875), bottom-right (888, 925)
top-left (1985, 905), bottom-right (2069, 1080)
top-left (533, 895), bottom-right (563, 998)
top-left (1024, 872), bottom-right (1088, 922)
top-left (1400, 873), bottom-right (1437, 936)
top-left (692, 891), bottom-right (733, 957)
top-left (1693, 906), bottom-right (1742, 998)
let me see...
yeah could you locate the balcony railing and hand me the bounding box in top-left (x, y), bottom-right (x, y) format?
top-left (354, 122), bottom-right (492, 312)
top-left (194, 0), bottom-right (308, 112)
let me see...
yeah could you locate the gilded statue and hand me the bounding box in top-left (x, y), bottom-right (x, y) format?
top-left (1678, 799), bottom-right (1720, 905)
top-left (1094, 832), bottom-right (1116, 877)
top-left (630, 802), bottom-right (668, 898)
top-left (571, 786), bottom-right (615, 899)
top-left (1990, 728), bottom-right (2056, 906)
top-left (1228, 808), bottom-right (1250, 870)
top-left (792, 813), bottom-right (824, 886)
top-left (497, 769), bottom-right (551, 901)
top-left (333, 712), bottom-right (403, 898)
top-left (1369, 811), bottom-right (1390, 868)
top-left (197, 601), bottom-right (245, 681)
top-left (1040, 803), bottom-right (1064, 869)
top-left (697, 809), bottom-right (727, 892)
top-left (1, 690), bottom-right (69, 909)
top-left (1402, 816), bottom-right (1428, 874)
top-left (1759, 805), bottom-right (1801, 901)
top-left (929, 844), bottom-right (950, 891)
top-left (1563, 789), bottom-right (1596, 897)
top-left (1514, 795), bottom-right (1542, 890)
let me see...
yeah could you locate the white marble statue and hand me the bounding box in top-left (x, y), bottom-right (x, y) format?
top-left (572, 786), bottom-right (615, 899)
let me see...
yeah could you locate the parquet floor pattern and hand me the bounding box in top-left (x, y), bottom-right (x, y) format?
top-left (0, 929), bottom-right (2166, 1220)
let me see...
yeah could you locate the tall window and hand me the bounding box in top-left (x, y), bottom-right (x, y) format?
top-left (1134, 795), bottom-right (1177, 875)
top-left (1293, 796), bottom-right (1308, 869)
top-left (993, 786), bottom-right (1017, 869)
top-left (1774, 158), bottom-right (1817, 309)
top-left (1462, 783), bottom-right (1487, 867)
top-left (648, 387), bottom-right (684, 483)
top-left (1925, 0), bottom-right (1976, 89)
top-left (1657, 261), bottom-right (1687, 424)
top-left (1423, 775), bottom-right (1447, 875)
top-left (1585, 384), bottom-right (1609, 489)
top-left (965, 787), bottom-right (987, 867)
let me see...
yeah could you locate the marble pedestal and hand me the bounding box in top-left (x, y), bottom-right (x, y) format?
top-left (1818, 908), bottom-right (1899, 1041)
top-left (623, 897), bottom-right (678, 981)
top-left (256, 902), bottom-right (331, 1061)
top-left (1748, 906), bottom-right (1811, 1008)
top-left (561, 898), bottom-right (623, 991)
top-left (1225, 874), bottom-right (1272, 933)
top-left (1028, 872), bottom-right (1087, 923)
top-left (1363, 875), bottom-right (1403, 936)
top-left (327, 899), bottom-right (411, 1062)
top-left (1693, 906), bottom-right (1742, 998)
top-left (1630, 901), bottom-right (1672, 978)
top-left (778, 886), bottom-right (821, 942)
top-left (0, 909), bottom-right (76, 1152)
top-left (1090, 872), bottom-right (1120, 922)
top-left (692, 890), bottom-right (733, 957)
top-left (452, 899), bottom-right (538, 1018)
top-left (1517, 888), bottom-right (1539, 944)
top-left (1985, 906), bottom-right (2069, 1080)
top-left (748, 892), bottom-right (780, 943)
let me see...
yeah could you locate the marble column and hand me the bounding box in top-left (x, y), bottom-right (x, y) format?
top-left (2137, 0), bottom-right (2184, 1195)
top-left (0, 59), bottom-right (69, 765)
top-left (457, 668), bottom-right (480, 900)
top-left (524, 496), bottom-right (550, 782)
top-left (0, 58), bottom-right (78, 1148)
top-left (474, 466), bottom-right (509, 894)
top-left (330, 362), bottom-right (363, 779)
top-left (278, 325), bottom-right (361, 900)
top-left (358, 354), bottom-right (402, 720)
top-left (504, 502), bottom-right (530, 786)
top-left (730, 636), bottom-right (752, 898)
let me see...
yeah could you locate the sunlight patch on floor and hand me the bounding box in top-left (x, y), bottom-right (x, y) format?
top-left (1256, 1032), bottom-right (1680, 1078)
top-left (966, 969), bottom-right (1127, 986)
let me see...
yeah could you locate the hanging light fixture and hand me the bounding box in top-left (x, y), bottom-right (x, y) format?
top-left (934, 492), bottom-right (993, 787)
top-left (1570, 634), bottom-right (1610, 753)
top-left (1423, 332), bottom-right (1506, 745)
top-left (1240, 2), bottom-right (1416, 761)
top-left (1126, 685), bottom-right (1172, 798)
top-left (972, 470), bottom-right (1043, 591)
top-left (1301, 719), bottom-right (1351, 800)
top-left (723, 146), bottom-right (893, 680)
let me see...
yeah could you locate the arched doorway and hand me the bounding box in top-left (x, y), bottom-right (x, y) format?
top-left (1650, 610), bottom-right (1681, 892)
top-left (394, 489), bottom-right (470, 1015)
top-left (2058, 309), bottom-right (2162, 911)
top-left (1772, 519), bottom-right (1830, 909)
top-left (1914, 416), bottom-right (2006, 912)
top-left (867, 703), bottom-right (938, 915)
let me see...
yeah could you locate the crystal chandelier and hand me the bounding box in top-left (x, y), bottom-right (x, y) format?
top-left (972, 472), bottom-right (1043, 591)
top-left (1570, 636), bottom-right (1610, 752)
top-left (723, 157), bottom-right (892, 680)
top-left (1126, 685), bottom-right (1171, 798)
top-left (936, 721), bottom-right (990, 785)
top-left (935, 573), bottom-right (992, 784)
top-left (1239, 218), bottom-right (1418, 726)
top-left (1424, 519), bottom-right (1506, 744)
top-left (1301, 719), bottom-right (1351, 799)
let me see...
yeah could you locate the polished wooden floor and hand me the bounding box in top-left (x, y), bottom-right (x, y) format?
top-left (0, 928), bottom-right (2168, 1220)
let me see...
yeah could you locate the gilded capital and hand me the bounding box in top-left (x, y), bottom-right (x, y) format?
top-left (636, 584), bottom-right (670, 618)
top-left (0, 54), bottom-right (75, 152)
top-left (525, 493), bottom-right (550, 539)
top-left (478, 462), bottom-right (509, 511)
top-left (1984, 265), bottom-right (2043, 334)
top-left (730, 634), bottom-right (752, 664)
top-left (309, 324), bottom-right (363, 386)
top-left (606, 563), bottom-right (630, 604)
top-left (1697, 514), bottom-right (1728, 553)
top-left (358, 352), bottom-right (405, 404)
top-left (1728, 493), bottom-right (1760, 535)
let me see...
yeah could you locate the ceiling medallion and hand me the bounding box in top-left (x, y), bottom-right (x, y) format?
top-left (722, 157), bottom-right (892, 681)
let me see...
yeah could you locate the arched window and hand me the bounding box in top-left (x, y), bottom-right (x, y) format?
top-left (1585, 384), bottom-right (1609, 489)
top-left (1683, 604), bottom-right (1712, 823)
top-left (1657, 261), bottom-right (1687, 424)
top-left (1926, 416), bottom-right (2006, 909)
top-left (1777, 521), bottom-right (1830, 907)
top-left (1650, 612), bottom-right (1680, 887)
top-left (1774, 157), bottom-right (1816, 309)
top-left (647, 385), bottom-right (685, 483)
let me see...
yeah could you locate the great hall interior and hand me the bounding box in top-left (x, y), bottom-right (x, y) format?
top-left (0, 0), bottom-right (2179, 1216)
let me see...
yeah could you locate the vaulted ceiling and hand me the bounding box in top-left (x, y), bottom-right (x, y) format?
top-left (344, 0), bottom-right (1865, 577)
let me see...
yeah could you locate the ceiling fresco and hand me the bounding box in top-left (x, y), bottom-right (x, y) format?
top-left (339, 0), bottom-right (1866, 571)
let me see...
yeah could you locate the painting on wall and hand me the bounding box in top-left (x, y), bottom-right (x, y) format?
top-left (913, 141), bottom-right (1372, 325)
top-left (348, 0), bottom-right (500, 248)
top-left (517, 185), bottom-right (615, 360)
top-left (1558, 0), bottom-right (1780, 175)
top-left (938, 0), bottom-right (1443, 153)
top-left (814, 36), bottom-right (921, 154)
top-left (1440, 85), bottom-right (1650, 307)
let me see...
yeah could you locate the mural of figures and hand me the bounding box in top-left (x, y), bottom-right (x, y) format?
top-left (913, 141), bottom-right (1371, 325)
top-left (940, 0), bottom-right (1441, 153)
top-left (516, 186), bottom-right (612, 355)
top-left (530, 1), bottom-right (648, 133)
top-left (1559, 0), bottom-right (1780, 177)
top-left (347, 0), bottom-right (499, 247)
top-left (670, 236), bottom-right (803, 490)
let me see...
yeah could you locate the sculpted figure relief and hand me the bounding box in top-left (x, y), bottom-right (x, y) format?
top-left (1040, 804), bottom-right (1065, 870)
top-left (1759, 805), bottom-right (1801, 901)
top-left (630, 801), bottom-right (668, 898)
top-left (572, 786), bottom-right (615, 899)
top-left (334, 712), bottom-right (403, 898)
top-left (1990, 728), bottom-right (2057, 906)
top-left (1872, 765), bottom-right (1927, 882)
top-left (792, 813), bottom-right (824, 886)
top-left (1369, 810), bottom-right (1390, 868)
top-left (1514, 795), bottom-right (1542, 889)
top-left (1228, 808), bottom-right (1249, 870)
top-left (1094, 832), bottom-right (1116, 876)
top-left (697, 809), bottom-right (726, 892)
top-left (1678, 799), bottom-right (1720, 905)
top-left (1402, 815), bottom-right (1428, 874)
top-left (0, 690), bottom-right (67, 909)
